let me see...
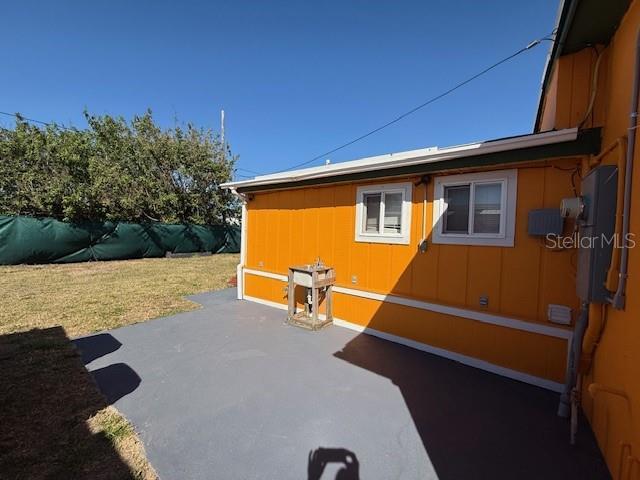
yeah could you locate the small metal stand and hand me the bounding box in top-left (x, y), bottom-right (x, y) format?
top-left (287, 260), bottom-right (335, 331)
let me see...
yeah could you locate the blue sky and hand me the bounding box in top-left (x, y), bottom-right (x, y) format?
top-left (1, 1), bottom-right (558, 177)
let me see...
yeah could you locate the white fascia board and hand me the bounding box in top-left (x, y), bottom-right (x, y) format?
top-left (222, 128), bottom-right (578, 190)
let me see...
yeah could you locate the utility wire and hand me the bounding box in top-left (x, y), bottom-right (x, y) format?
top-left (235, 167), bottom-right (264, 175)
top-left (271, 33), bottom-right (555, 174)
top-left (0, 110), bottom-right (76, 131)
top-left (2, 32), bottom-right (554, 178)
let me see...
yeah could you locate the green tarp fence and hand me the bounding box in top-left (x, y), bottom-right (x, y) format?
top-left (0, 215), bottom-right (240, 265)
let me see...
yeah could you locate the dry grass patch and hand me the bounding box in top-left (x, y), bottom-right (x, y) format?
top-left (88, 407), bottom-right (157, 480)
top-left (0, 253), bottom-right (239, 336)
top-left (0, 327), bottom-right (156, 479)
top-left (1, 254), bottom-right (238, 478)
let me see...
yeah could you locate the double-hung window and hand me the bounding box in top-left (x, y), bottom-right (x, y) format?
top-left (355, 182), bottom-right (412, 244)
top-left (432, 169), bottom-right (517, 246)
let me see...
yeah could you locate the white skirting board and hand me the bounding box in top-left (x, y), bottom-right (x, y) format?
top-left (242, 268), bottom-right (571, 341)
top-left (242, 294), bottom-right (564, 393)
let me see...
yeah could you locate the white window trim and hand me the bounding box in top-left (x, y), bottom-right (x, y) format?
top-left (432, 169), bottom-right (517, 247)
top-left (355, 182), bottom-right (412, 245)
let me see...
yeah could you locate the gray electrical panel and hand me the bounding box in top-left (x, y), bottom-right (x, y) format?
top-left (576, 165), bottom-right (618, 303)
top-left (528, 209), bottom-right (564, 236)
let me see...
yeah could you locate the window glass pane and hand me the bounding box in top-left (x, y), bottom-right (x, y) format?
top-left (473, 183), bottom-right (502, 234)
top-left (363, 193), bottom-right (381, 233)
top-left (383, 192), bottom-right (403, 233)
top-left (443, 185), bottom-right (470, 233)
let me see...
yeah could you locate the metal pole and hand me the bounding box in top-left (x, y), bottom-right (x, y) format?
top-left (220, 109), bottom-right (225, 151)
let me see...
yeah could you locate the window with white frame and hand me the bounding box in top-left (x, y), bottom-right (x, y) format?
top-left (432, 169), bottom-right (517, 246)
top-left (355, 182), bottom-right (412, 244)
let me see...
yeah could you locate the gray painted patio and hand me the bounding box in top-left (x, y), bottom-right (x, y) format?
top-left (74, 288), bottom-right (609, 479)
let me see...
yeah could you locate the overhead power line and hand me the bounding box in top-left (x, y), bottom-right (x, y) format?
top-left (235, 167), bottom-right (264, 175)
top-left (271, 33), bottom-right (555, 175)
top-left (0, 110), bottom-right (76, 131)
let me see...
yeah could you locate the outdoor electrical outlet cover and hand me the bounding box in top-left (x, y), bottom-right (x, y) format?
top-left (479, 295), bottom-right (489, 307)
top-left (351, 275), bottom-right (357, 284)
top-left (419, 239), bottom-right (428, 253)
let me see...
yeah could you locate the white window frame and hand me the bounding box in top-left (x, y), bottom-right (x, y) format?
top-left (355, 182), bottom-right (412, 245)
top-left (432, 169), bottom-right (517, 247)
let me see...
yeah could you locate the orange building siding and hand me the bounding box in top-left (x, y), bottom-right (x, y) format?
top-left (243, 159), bottom-right (581, 386)
top-left (237, 2), bottom-right (640, 476)
top-left (538, 3), bottom-right (640, 477)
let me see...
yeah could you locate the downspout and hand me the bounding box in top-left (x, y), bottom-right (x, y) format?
top-left (231, 188), bottom-right (248, 300)
top-left (611, 28), bottom-right (640, 310)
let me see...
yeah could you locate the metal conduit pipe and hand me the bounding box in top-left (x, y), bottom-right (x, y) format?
top-left (611, 27), bottom-right (640, 310)
top-left (558, 301), bottom-right (589, 418)
top-left (605, 138), bottom-right (628, 292)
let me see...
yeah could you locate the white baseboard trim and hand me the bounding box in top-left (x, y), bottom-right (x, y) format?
top-left (242, 294), bottom-right (563, 393)
top-left (242, 268), bottom-right (571, 340)
top-left (244, 268), bottom-right (287, 282)
top-left (333, 318), bottom-right (563, 392)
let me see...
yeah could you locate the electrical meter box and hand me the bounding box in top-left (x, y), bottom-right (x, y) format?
top-left (576, 165), bottom-right (618, 303)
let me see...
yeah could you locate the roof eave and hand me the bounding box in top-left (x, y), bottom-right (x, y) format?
top-left (225, 127), bottom-right (600, 194)
top-left (533, 0), bottom-right (577, 132)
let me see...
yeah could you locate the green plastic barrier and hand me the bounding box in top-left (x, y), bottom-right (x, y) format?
top-left (0, 215), bottom-right (240, 265)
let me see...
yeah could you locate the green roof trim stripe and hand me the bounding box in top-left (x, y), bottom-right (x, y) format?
top-left (233, 128), bottom-right (600, 194)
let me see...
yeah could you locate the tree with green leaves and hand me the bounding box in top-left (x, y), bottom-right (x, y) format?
top-left (0, 110), bottom-right (238, 224)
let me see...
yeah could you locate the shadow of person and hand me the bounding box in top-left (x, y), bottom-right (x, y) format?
top-left (73, 332), bottom-right (122, 364)
top-left (90, 362), bottom-right (141, 404)
top-left (308, 447), bottom-right (359, 480)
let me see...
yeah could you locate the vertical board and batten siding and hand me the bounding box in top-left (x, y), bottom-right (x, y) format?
top-left (538, 3), bottom-right (640, 477)
top-left (244, 160), bottom-right (581, 385)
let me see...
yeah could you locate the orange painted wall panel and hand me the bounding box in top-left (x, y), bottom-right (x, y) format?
top-left (243, 3), bottom-right (640, 473)
top-left (587, 6), bottom-right (640, 479)
top-left (244, 161), bottom-right (579, 385)
top-left (536, 2), bottom-right (640, 476)
top-left (466, 247), bottom-right (502, 313)
top-left (540, 48), bottom-right (606, 132)
top-left (245, 165), bottom-right (579, 323)
top-left (435, 245), bottom-right (468, 307)
top-left (243, 273), bottom-right (568, 383)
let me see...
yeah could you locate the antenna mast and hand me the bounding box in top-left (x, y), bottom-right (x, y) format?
top-left (220, 109), bottom-right (225, 151)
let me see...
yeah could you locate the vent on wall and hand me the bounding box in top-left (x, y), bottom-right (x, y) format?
top-left (548, 304), bottom-right (572, 325)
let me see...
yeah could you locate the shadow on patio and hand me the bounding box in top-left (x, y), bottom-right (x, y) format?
top-left (0, 327), bottom-right (142, 479)
top-left (334, 331), bottom-right (609, 479)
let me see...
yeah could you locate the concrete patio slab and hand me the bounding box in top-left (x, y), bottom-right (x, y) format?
top-left (74, 289), bottom-right (610, 480)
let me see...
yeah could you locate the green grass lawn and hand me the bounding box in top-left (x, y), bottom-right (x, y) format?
top-left (0, 254), bottom-right (239, 479)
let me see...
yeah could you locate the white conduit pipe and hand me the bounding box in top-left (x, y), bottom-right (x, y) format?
top-left (611, 27), bottom-right (640, 310)
top-left (422, 182), bottom-right (427, 241)
top-left (232, 188), bottom-right (248, 300)
top-left (558, 302), bottom-right (588, 419)
top-left (579, 48), bottom-right (604, 128)
top-left (416, 175), bottom-right (430, 252)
